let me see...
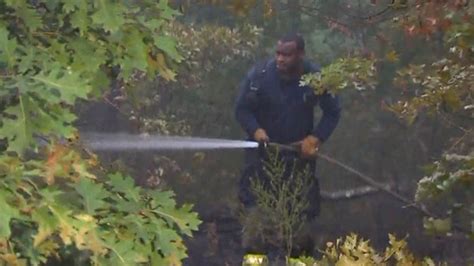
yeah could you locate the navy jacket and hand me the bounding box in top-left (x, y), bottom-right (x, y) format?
top-left (235, 59), bottom-right (341, 145)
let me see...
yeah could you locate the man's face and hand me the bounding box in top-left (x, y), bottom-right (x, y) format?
top-left (275, 40), bottom-right (303, 74)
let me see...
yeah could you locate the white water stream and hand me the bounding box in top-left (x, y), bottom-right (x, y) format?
top-left (82, 133), bottom-right (258, 151)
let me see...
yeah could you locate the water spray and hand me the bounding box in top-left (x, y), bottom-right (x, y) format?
top-left (82, 132), bottom-right (259, 151)
top-left (80, 132), bottom-right (437, 220)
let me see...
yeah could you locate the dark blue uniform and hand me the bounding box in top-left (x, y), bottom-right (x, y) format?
top-left (234, 58), bottom-right (341, 217)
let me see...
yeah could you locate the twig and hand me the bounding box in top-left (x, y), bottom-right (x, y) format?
top-left (447, 129), bottom-right (473, 152)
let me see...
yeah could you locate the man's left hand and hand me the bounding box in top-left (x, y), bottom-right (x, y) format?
top-left (300, 135), bottom-right (321, 158)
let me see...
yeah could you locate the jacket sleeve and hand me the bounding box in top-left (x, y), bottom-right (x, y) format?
top-left (312, 92), bottom-right (341, 142)
top-left (234, 67), bottom-right (261, 138)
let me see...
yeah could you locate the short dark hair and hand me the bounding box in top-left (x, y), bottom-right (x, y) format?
top-left (279, 33), bottom-right (305, 51)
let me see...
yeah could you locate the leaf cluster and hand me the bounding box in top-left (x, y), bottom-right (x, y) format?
top-left (0, 0), bottom-right (202, 265)
top-left (300, 57), bottom-right (377, 96)
top-left (0, 144), bottom-right (201, 265)
top-left (389, 60), bottom-right (473, 125)
top-left (387, 1), bottom-right (473, 124)
top-left (0, 0), bottom-right (182, 154)
top-left (415, 153), bottom-right (474, 237)
top-left (242, 233), bottom-right (439, 266)
top-left (316, 233), bottom-right (438, 266)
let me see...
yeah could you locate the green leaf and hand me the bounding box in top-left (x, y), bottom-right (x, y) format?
top-left (70, 2), bottom-right (90, 34)
top-left (154, 204), bottom-right (201, 236)
top-left (3, 0), bottom-right (42, 30)
top-left (118, 29), bottom-right (149, 78)
top-left (0, 93), bottom-right (77, 154)
top-left (149, 190), bottom-right (176, 208)
top-left (91, 0), bottom-right (125, 33)
top-left (33, 67), bottom-right (91, 104)
top-left (0, 25), bottom-right (18, 68)
top-left (69, 38), bottom-right (107, 73)
top-left (101, 237), bottom-right (145, 266)
top-left (121, 215), bottom-right (150, 242)
top-left (141, 18), bottom-right (163, 33)
top-left (15, 5), bottom-right (42, 30)
top-left (115, 200), bottom-right (142, 213)
top-left (38, 189), bottom-right (77, 245)
top-left (31, 206), bottom-right (59, 247)
top-left (75, 178), bottom-right (109, 214)
top-left (107, 172), bottom-right (140, 202)
top-left (154, 35), bottom-right (183, 62)
top-left (63, 0), bottom-right (82, 13)
top-left (17, 46), bottom-right (36, 74)
top-left (46, 39), bottom-right (70, 66)
top-left (158, 0), bottom-right (181, 20)
top-left (0, 96), bottom-right (33, 154)
top-left (150, 252), bottom-right (166, 266)
top-left (156, 227), bottom-right (181, 256)
top-left (0, 191), bottom-right (21, 237)
top-left (89, 70), bottom-right (110, 97)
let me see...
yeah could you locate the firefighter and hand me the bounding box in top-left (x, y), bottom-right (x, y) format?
top-left (234, 33), bottom-right (341, 263)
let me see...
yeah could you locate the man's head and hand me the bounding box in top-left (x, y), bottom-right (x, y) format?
top-left (275, 33), bottom-right (305, 75)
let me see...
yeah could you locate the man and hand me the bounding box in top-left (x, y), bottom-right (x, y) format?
top-left (234, 33), bottom-right (341, 259)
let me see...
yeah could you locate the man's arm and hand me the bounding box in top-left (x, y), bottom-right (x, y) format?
top-left (300, 92), bottom-right (341, 157)
top-left (234, 68), bottom-right (261, 139)
top-left (312, 91), bottom-right (341, 142)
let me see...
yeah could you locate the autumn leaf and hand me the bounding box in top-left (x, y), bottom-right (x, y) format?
top-left (148, 53), bottom-right (177, 81)
top-left (384, 233), bottom-right (407, 261)
top-left (0, 253), bottom-right (27, 266)
top-left (44, 144), bottom-right (68, 185)
top-left (32, 207), bottom-right (58, 247)
top-left (385, 50), bottom-right (399, 62)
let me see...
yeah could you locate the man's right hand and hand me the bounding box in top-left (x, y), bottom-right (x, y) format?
top-left (253, 128), bottom-right (269, 143)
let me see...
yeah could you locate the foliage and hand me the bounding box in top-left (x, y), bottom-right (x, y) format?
top-left (415, 153), bottom-right (474, 237)
top-left (241, 233), bottom-right (438, 266)
top-left (0, 0), bottom-right (182, 154)
top-left (242, 150), bottom-right (313, 258)
top-left (386, 1), bottom-right (473, 124)
top-left (121, 22), bottom-right (262, 136)
top-left (384, 1), bottom-right (474, 239)
top-left (389, 60), bottom-right (473, 125)
top-left (300, 57), bottom-right (377, 96)
top-left (315, 233), bottom-right (438, 266)
top-left (0, 0), bottom-right (201, 265)
top-left (0, 154), bottom-right (200, 265)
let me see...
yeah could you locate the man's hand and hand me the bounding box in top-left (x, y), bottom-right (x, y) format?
top-left (300, 135), bottom-right (321, 158)
top-left (253, 128), bottom-right (269, 143)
